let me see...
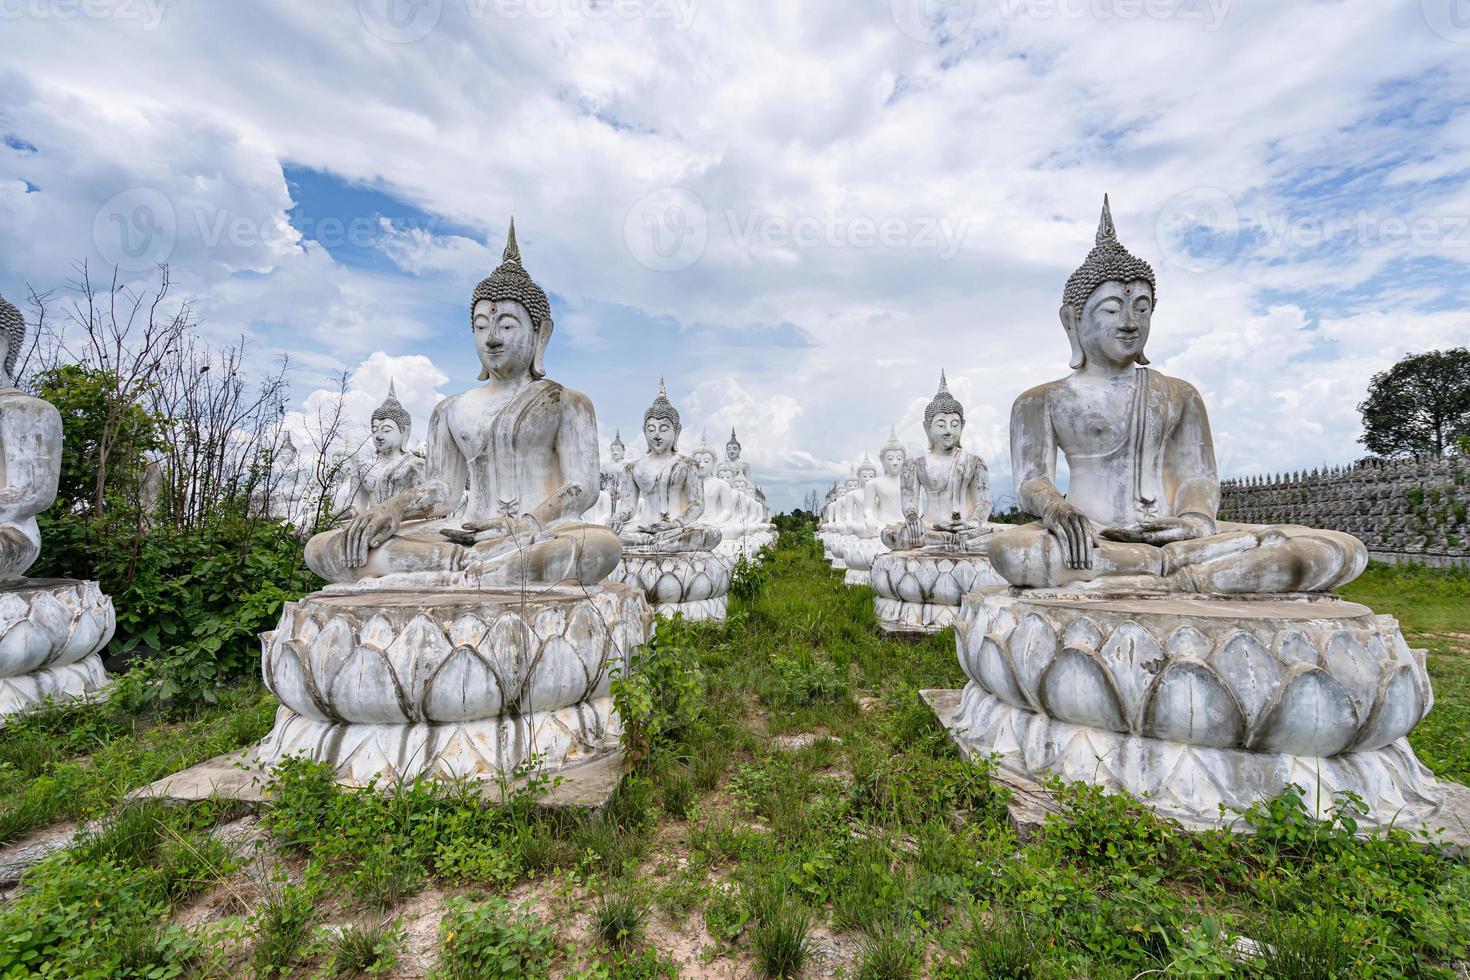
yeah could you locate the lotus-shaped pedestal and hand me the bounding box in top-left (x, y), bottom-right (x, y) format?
top-left (611, 549), bottom-right (732, 623)
top-left (946, 587), bottom-right (1443, 828)
top-left (870, 549), bottom-right (1006, 634)
top-left (0, 579), bottom-right (114, 721)
top-left (257, 583), bottom-right (651, 783)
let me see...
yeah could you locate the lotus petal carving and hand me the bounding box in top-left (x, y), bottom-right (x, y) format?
top-left (956, 591), bottom-right (1431, 760)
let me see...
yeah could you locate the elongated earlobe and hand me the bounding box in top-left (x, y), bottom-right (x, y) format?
top-left (530, 318), bottom-right (553, 380)
top-left (1059, 305), bottom-right (1086, 370)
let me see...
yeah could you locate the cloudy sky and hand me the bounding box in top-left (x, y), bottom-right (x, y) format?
top-left (3, 0), bottom-right (1469, 510)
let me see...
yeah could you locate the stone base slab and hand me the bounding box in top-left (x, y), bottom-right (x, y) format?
top-left (611, 549), bottom-right (731, 621)
top-left (131, 744), bottom-right (625, 811)
top-left (871, 550), bottom-right (1005, 634)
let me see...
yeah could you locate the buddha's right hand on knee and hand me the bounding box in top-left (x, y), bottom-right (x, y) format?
top-left (1041, 501), bottom-right (1097, 571)
top-left (344, 503), bottom-right (402, 567)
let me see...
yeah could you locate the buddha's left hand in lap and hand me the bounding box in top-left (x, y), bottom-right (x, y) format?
top-left (1101, 515), bottom-right (1213, 546)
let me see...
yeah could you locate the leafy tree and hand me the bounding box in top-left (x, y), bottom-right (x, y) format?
top-left (1357, 347), bottom-right (1470, 458)
top-left (32, 363), bottom-right (160, 513)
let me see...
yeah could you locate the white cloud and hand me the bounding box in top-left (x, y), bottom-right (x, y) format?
top-left (3, 1), bottom-right (1470, 509)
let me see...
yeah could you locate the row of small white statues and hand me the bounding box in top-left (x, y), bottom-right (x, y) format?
top-left (0, 200), bottom-right (1442, 835)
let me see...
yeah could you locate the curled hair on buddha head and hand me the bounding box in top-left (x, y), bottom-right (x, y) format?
top-left (0, 293), bottom-right (26, 385)
top-left (470, 218), bottom-right (554, 380)
top-left (370, 380), bottom-right (411, 437)
top-left (923, 371), bottom-right (965, 430)
top-left (643, 378), bottom-right (681, 446)
top-left (1061, 195), bottom-right (1155, 369)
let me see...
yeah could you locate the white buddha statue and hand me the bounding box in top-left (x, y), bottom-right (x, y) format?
top-left (880, 373), bottom-right (994, 553)
top-left (989, 198), bottom-right (1365, 593)
top-left (843, 433), bottom-right (907, 586)
top-left (723, 429), bottom-right (752, 485)
top-left (303, 222), bottom-right (621, 589)
top-left (0, 293), bottom-right (114, 716)
top-left (344, 381), bottom-right (426, 518)
top-left (612, 381), bottom-right (722, 552)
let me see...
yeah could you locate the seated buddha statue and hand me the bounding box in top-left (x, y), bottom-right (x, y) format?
top-left (989, 198), bottom-right (1367, 593)
top-left (304, 221), bottom-right (621, 589)
top-left (724, 429), bottom-right (752, 485)
top-left (0, 295), bottom-right (60, 583)
top-left (611, 382), bottom-right (722, 551)
top-left (343, 381), bottom-right (426, 517)
top-left (840, 457), bottom-right (878, 533)
top-left (691, 434), bottom-right (739, 529)
top-left (880, 373), bottom-right (994, 552)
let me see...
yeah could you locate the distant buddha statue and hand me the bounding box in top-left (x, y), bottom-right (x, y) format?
top-left (345, 381), bottom-right (426, 517)
top-left (692, 433), bottom-right (738, 529)
top-left (724, 429), bottom-right (752, 485)
top-left (612, 381), bottom-right (722, 551)
top-left (880, 373), bottom-right (994, 553)
top-left (840, 456), bottom-right (878, 533)
top-left (861, 429), bottom-right (907, 536)
top-left (989, 198), bottom-right (1367, 593)
top-left (304, 221), bottom-right (620, 588)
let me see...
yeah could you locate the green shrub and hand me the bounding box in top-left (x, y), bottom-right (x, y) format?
top-left (435, 897), bottom-right (558, 979)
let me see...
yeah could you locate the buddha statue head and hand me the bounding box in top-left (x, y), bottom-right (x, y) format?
top-left (0, 293), bottom-right (26, 389)
top-left (691, 432), bottom-right (718, 475)
top-left (370, 380), bottom-right (411, 456)
top-left (880, 427), bottom-right (906, 476)
top-left (1060, 195), bottom-right (1156, 371)
top-left (857, 453), bottom-right (878, 484)
top-left (843, 470), bottom-right (861, 493)
top-left (642, 378), bottom-right (681, 455)
top-left (924, 372), bottom-right (965, 451)
top-left (717, 461), bottom-right (738, 482)
top-left (733, 474), bottom-right (752, 494)
top-left (470, 219), bottom-right (554, 383)
top-left (609, 430), bottom-right (625, 465)
top-left (726, 428), bottom-right (741, 462)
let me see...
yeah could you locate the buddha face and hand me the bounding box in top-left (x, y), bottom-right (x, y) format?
top-left (844, 476), bottom-right (860, 493)
top-left (693, 449), bottom-right (716, 474)
top-left (644, 416), bottom-right (678, 454)
top-left (610, 443), bottom-right (625, 464)
top-left (734, 476), bottom-right (751, 493)
top-left (372, 418), bottom-right (405, 456)
top-left (726, 442), bottom-right (740, 461)
top-left (927, 412), bottom-right (964, 451)
top-left (857, 465), bottom-right (877, 484)
top-left (717, 462), bottom-right (736, 481)
top-left (473, 298), bottom-right (540, 380)
top-left (1065, 279), bottom-right (1153, 371)
top-left (881, 449), bottom-right (905, 476)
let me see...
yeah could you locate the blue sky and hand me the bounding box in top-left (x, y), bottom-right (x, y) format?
top-left (3, 0), bottom-right (1470, 511)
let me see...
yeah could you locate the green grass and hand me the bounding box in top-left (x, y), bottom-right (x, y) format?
top-left (1341, 562), bottom-right (1470, 782)
top-left (0, 532), bottom-right (1467, 976)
